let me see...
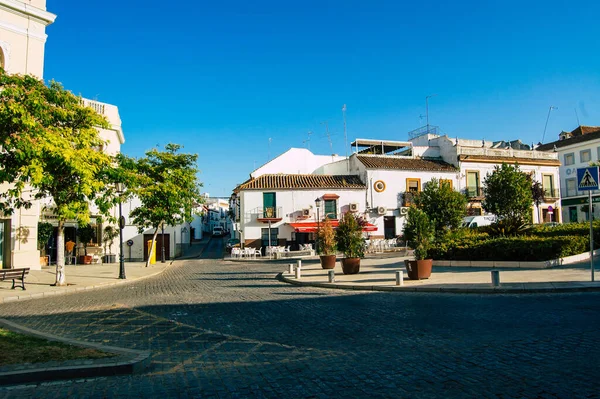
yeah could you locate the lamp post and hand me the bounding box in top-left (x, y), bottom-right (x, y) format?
top-left (315, 197), bottom-right (322, 253)
top-left (116, 183), bottom-right (126, 280)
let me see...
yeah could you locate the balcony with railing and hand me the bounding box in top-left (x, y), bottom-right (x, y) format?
top-left (401, 191), bottom-right (416, 207)
top-left (542, 189), bottom-right (560, 201)
top-left (464, 187), bottom-right (484, 199)
top-left (254, 207), bottom-right (283, 223)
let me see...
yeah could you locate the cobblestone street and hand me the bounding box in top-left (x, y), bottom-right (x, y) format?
top-left (1, 239), bottom-right (599, 398)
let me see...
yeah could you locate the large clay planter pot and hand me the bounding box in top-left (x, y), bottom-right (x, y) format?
top-left (40, 256), bottom-right (48, 267)
top-left (320, 255), bottom-right (337, 269)
top-left (78, 255), bottom-right (93, 265)
top-left (404, 259), bottom-right (433, 280)
top-left (341, 257), bottom-right (360, 274)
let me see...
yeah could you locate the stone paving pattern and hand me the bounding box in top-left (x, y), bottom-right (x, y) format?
top-left (0, 238), bottom-right (599, 398)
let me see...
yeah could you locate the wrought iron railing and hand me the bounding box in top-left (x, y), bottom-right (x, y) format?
top-left (464, 187), bottom-right (484, 198)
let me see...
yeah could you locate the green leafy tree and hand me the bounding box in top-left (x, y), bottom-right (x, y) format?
top-left (482, 163), bottom-right (533, 232)
top-left (414, 178), bottom-right (466, 236)
top-left (121, 144), bottom-right (203, 266)
top-left (0, 71), bottom-right (116, 285)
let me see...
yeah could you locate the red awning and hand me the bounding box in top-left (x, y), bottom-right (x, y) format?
top-left (288, 221), bottom-right (378, 233)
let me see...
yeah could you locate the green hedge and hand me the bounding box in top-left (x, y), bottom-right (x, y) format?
top-left (430, 235), bottom-right (588, 261)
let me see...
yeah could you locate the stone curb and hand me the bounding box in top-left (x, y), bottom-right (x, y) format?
top-left (0, 261), bottom-right (175, 304)
top-left (0, 318), bottom-right (151, 385)
top-left (277, 273), bottom-right (600, 294)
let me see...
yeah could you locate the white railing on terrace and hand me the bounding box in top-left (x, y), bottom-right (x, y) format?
top-left (457, 147), bottom-right (558, 160)
top-left (81, 99), bottom-right (105, 115)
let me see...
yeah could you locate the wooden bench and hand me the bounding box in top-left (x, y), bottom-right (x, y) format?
top-left (0, 268), bottom-right (30, 290)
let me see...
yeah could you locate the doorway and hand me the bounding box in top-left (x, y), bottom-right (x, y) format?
top-left (143, 234), bottom-right (170, 261)
top-left (0, 220), bottom-right (7, 269)
top-left (569, 207), bottom-right (578, 223)
top-left (384, 216), bottom-right (396, 239)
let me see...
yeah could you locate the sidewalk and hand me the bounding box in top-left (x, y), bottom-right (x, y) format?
top-left (279, 255), bottom-right (600, 293)
top-left (0, 237), bottom-right (210, 303)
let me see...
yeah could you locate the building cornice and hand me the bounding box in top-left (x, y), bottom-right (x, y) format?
top-left (458, 154), bottom-right (561, 167)
top-left (0, 19), bottom-right (47, 41)
top-left (0, 0), bottom-right (56, 26)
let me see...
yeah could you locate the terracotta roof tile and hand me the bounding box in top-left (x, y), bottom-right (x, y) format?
top-left (235, 174), bottom-right (365, 192)
top-left (357, 155), bottom-right (457, 171)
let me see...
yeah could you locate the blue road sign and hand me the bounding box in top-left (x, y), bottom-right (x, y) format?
top-left (577, 167), bottom-right (599, 191)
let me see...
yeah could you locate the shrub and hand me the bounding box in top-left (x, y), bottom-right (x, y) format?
top-left (403, 207), bottom-right (434, 260)
top-left (430, 235), bottom-right (588, 261)
top-left (37, 222), bottom-right (54, 253)
top-left (317, 217), bottom-right (336, 256)
top-left (336, 212), bottom-right (364, 258)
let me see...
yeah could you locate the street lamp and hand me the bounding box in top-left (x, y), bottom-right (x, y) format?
top-left (116, 183), bottom-right (126, 279)
top-left (315, 197), bottom-right (322, 253)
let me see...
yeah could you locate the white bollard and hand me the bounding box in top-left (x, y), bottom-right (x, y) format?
top-left (396, 270), bottom-right (404, 286)
top-left (491, 270), bottom-right (500, 287)
top-left (295, 265), bottom-right (302, 279)
top-left (328, 270), bottom-right (335, 283)
top-left (296, 259), bottom-right (302, 270)
top-left (288, 263), bottom-right (294, 274)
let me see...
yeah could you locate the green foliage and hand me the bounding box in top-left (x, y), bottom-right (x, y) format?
top-left (76, 225), bottom-right (96, 255)
top-left (530, 221), bottom-right (600, 247)
top-left (482, 163), bottom-right (533, 227)
top-left (102, 225), bottom-right (119, 254)
top-left (414, 178), bottom-right (466, 235)
top-left (37, 222), bottom-right (54, 252)
top-left (335, 212), bottom-right (364, 258)
top-left (429, 234), bottom-right (588, 262)
top-left (530, 180), bottom-right (544, 208)
top-left (0, 70), bottom-right (115, 225)
top-left (120, 144), bottom-right (203, 233)
top-left (482, 219), bottom-right (532, 237)
top-left (317, 217), bottom-right (337, 255)
top-left (403, 207), bottom-right (435, 260)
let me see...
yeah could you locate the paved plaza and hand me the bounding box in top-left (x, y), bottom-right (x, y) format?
top-left (0, 238), bottom-right (599, 398)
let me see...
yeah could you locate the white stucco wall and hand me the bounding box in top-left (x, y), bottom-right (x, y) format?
top-left (238, 189), bottom-right (367, 245)
top-left (251, 148), bottom-right (346, 178)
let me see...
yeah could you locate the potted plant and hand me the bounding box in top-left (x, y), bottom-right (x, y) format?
top-left (38, 222), bottom-right (54, 266)
top-left (403, 207), bottom-right (434, 280)
top-left (335, 212), bottom-right (365, 274)
top-left (317, 217), bottom-right (337, 269)
top-left (102, 225), bottom-right (119, 263)
top-left (77, 225), bottom-right (96, 264)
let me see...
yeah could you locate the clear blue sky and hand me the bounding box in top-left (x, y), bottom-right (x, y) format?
top-left (44, 0), bottom-right (600, 197)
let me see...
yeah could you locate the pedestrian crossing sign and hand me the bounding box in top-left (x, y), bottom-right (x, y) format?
top-left (577, 167), bottom-right (599, 190)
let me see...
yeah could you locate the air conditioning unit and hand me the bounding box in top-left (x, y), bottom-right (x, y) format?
top-left (302, 208), bottom-right (311, 217)
top-left (377, 206), bottom-right (387, 216)
top-left (349, 203), bottom-right (359, 212)
top-left (399, 207), bottom-right (409, 216)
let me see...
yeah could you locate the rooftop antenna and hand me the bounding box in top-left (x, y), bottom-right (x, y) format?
top-left (575, 107), bottom-right (581, 126)
top-left (321, 121), bottom-right (333, 154)
top-left (426, 94), bottom-right (437, 135)
top-left (303, 131), bottom-right (312, 150)
top-left (342, 104), bottom-right (349, 171)
top-left (541, 106), bottom-right (558, 143)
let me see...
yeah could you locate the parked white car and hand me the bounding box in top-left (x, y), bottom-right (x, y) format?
top-left (462, 215), bottom-right (496, 228)
top-left (212, 226), bottom-right (224, 237)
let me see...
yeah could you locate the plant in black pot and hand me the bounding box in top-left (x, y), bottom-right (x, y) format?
top-left (403, 207), bottom-right (434, 280)
top-left (102, 225), bottom-right (119, 264)
top-left (77, 225), bottom-right (96, 264)
top-left (38, 222), bottom-right (54, 266)
top-left (317, 217), bottom-right (337, 269)
top-left (335, 212), bottom-right (365, 274)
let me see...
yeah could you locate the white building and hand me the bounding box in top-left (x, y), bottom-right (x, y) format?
top-left (537, 125), bottom-right (600, 222)
top-left (0, 0), bottom-right (126, 269)
top-left (232, 129), bottom-right (561, 250)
